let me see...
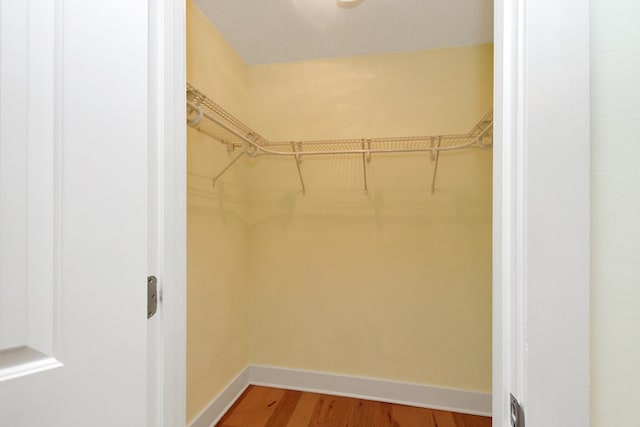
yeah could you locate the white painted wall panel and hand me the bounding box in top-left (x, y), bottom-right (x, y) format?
top-left (591, 1), bottom-right (640, 425)
top-left (524, 1), bottom-right (590, 425)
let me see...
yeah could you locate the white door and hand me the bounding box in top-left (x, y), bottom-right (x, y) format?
top-left (0, 1), bottom-right (150, 426)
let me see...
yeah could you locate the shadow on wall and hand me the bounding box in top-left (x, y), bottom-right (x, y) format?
top-left (241, 148), bottom-right (492, 230)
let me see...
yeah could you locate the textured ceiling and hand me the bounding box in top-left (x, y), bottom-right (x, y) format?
top-left (193, 0), bottom-right (494, 65)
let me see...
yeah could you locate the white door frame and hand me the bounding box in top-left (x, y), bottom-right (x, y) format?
top-left (149, 0), bottom-right (187, 426)
top-left (493, 0), bottom-right (590, 426)
top-left (154, 0), bottom-right (591, 425)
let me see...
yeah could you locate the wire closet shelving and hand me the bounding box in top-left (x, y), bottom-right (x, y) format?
top-left (186, 83), bottom-right (493, 195)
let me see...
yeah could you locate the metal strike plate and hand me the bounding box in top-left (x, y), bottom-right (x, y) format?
top-left (147, 276), bottom-right (158, 319)
top-left (510, 393), bottom-right (525, 427)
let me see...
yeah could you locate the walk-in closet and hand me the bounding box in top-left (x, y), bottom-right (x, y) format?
top-left (186, 1), bottom-right (493, 425)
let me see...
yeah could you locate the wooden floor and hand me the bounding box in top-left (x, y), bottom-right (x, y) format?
top-left (216, 385), bottom-right (492, 427)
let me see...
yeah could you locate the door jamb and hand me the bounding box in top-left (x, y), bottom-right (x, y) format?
top-left (493, 0), bottom-right (524, 424)
top-left (149, 0), bottom-right (187, 425)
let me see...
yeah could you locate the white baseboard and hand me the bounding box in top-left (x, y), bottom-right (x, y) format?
top-left (188, 367), bottom-right (250, 427)
top-left (248, 365), bottom-right (491, 417)
top-left (188, 364), bottom-right (492, 426)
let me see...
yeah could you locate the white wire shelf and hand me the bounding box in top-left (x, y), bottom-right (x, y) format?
top-left (186, 83), bottom-right (493, 194)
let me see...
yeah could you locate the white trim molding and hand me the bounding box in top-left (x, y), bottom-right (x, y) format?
top-left (249, 365), bottom-right (492, 417)
top-left (0, 356), bottom-right (62, 384)
top-left (188, 368), bottom-right (250, 427)
top-left (189, 365), bottom-right (491, 427)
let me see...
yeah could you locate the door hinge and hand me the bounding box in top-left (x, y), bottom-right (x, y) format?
top-left (510, 393), bottom-right (525, 427)
top-left (147, 276), bottom-right (158, 319)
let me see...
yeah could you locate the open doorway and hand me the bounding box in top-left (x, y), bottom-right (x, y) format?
top-left (184, 1), bottom-right (493, 425)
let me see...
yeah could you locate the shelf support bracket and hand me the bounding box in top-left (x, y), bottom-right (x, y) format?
top-left (431, 136), bottom-right (441, 194)
top-left (362, 139), bottom-right (369, 195)
top-left (212, 151), bottom-right (245, 187)
top-left (291, 142), bottom-right (306, 195)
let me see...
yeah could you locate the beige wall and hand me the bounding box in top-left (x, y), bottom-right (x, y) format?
top-left (246, 45), bottom-right (493, 392)
top-left (185, 1), bottom-right (640, 421)
top-left (187, 0), bottom-right (493, 417)
top-left (591, 1), bottom-right (640, 425)
top-left (186, 0), bottom-right (249, 421)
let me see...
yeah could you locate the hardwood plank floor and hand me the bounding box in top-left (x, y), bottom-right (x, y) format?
top-left (216, 385), bottom-right (492, 427)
